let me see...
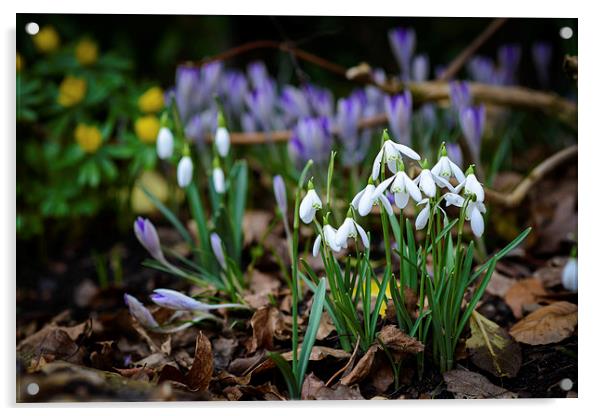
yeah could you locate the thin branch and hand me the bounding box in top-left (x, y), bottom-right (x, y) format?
top-left (437, 18), bottom-right (507, 82)
top-left (485, 144), bottom-right (577, 208)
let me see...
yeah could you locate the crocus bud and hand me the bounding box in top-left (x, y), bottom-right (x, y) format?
top-left (460, 105), bottom-right (486, 160)
top-left (384, 91), bottom-right (413, 145)
top-left (124, 293), bottom-right (159, 329)
top-left (215, 126), bottom-right (230, 157)
top-left (388, 27), bottom-right (416, 79)
top-left (562, 258), bottom-right (577, 292)
top-left (151, 288), bottom-right (243, 311)
top-left (210, 232), bottom-right (227, 270)
top-left (273, 175), bottom-right (287, 215)
top-left (177, 156), bottom-right (193, 188)
top-left (156, 127), bottom-right (174, 159)
top-left (134, 217), bottom-right (165, 263)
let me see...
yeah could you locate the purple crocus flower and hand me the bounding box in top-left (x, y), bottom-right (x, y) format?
top-left (280, 85), bottom-right (311, 127)
top-left (447, 143), bottom-right (463, 167)
top-left (241, 112), bottom-right (258, 133)
top-left (134, 217), bottom-right (166, 264)
top-left (336, 91), bottom-right (367, 166)
top-left (365, 68), bottom-right (386, 113)
top-left (199, 62), bottom-right (223, 103)
top-left (460, 104), bottom-right (486, 159)
top-left (532, 41), bottom-right (552, 88)
top-left (388, 27), bottom-right (416, 79)
top-left (247, 61), bottom-right (270, 89)
top-left (246, 79), bottom-right (277, 131)
top-left (124, 293), bottom-right (159, 329)
top-left (497, 44), bottom-right (521, 85)
top-left (303, 84), bottom-right (334, 119)
top-left (210, 232), bottom-right (227, 270)
top-left (220, 70), bottom-right (248, 118)
top-left (150, 288), bottom-right (243, 311)
top-left (412, 54), bottom-right (430, 82)
top-left (175, 66), bottom-right (202, 123)
top-left (385, 91), bottom-right (413, 145)
top-left (288, 116), bottom-right (333, 166)
top-left (449, 81), bottom-right (472, 115)
top-left (467, 56), bottom-right (498, 85)
top-left (273, 175), bottom-right (287, 215)
top-left (184, 108), bottom-right (217, 145)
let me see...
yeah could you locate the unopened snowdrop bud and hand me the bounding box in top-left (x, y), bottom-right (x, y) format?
top-left (562, 258), bottom-right (578, 292)
top-left (335, 209), bottom-right (369, 249)
top-left (156, 127), bottom-right (174, 159)
top-left (467, 201), bottom-right (486, 237)
top-left (124, 294), bottom-right (159, 329)
top-left (213, 167), bottom-right (225, 194)
top-left (415, 166), bottom-right (437, 198)
top-left (273, 175), bottom-right (287, 215)
top-left (312, 234), bottom-right (322, 257)
top-left (463, 166), bottom-right (485, 202)
top-left (134, 217), bottom-right (166, 263)
top-left (299, 180), bottom-right (322, 224)
top-left (215, 126), bottom-right (230, 158)
top-left (415, 199), bottom-right (431, 231)
top-left (177, 155), bottom-right (193, 188)
top-left (210, 232), bottom-right (227, 270)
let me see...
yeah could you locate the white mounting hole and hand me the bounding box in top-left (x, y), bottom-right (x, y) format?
top-left (559, 26), bottom-right (573, 40)
top-left (25, 22), bottom-right (39, 35)
top-left (26, 382), bottom-right (39, 395)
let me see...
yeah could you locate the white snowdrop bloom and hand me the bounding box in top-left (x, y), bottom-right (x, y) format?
top-left (431, 155), bottom-right (465, 183)
top-left (443, 192), bottom-right (466, 208)
top-left (353, 178), bottom-right (394, 216)
top-left (336, 216), bottom-right (369, 250)
top-left (464, 173), bottom-right (484, 202)
top-left (299, 188), bottom-right (322, 224)
top-left (312, 234), bottom-right (322, 257)
top-left (371, 140), bottom-right (420, 180)
top-left (156, 127), bottom-right (174, 159)
top-left (213, 167), bottom-right (226, 194)
top-left (414, 169), bottom-right (437, 198)
top-left (376, 171), bottom-right (421, 209)
top-left (313, 224), bottom-right (341, 256)
top-left (177, 156), bottom-right (193, 188)
top-left (466, 200), bottom-right (486, 238)
top-left (215, 126), bottom-right (230, 157)
top-left (415, 199), bottom-right (431, 230)
top-left (562, 258), bottom-right (577, 292)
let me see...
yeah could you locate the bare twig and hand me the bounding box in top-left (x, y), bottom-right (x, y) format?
top-left (437, 18), bottom-right (508, 82)
top-left (485, 144), bottom-right (577, 208)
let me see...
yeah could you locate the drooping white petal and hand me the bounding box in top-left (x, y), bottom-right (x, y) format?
top-left (358, 184), bottom-right (376, 216)
top-left (465, 174), bottom-right (484, 202)
top-left (450, 160), bottom-right (466, 183)
top-left (323, 225), bottom-right (341, 252)
top-left (372, 175), bottom-right (395, 200)
top-left (215, 126), bottom-right (231, 157)
top-left (561, 258), bottom-right (578, 292)
top-left (312, 234), bottom-right (322, 257)
top-left (335, 218), bottom-right (354, 248)
top-left (177, 156), bottom-right (193, 188)
top-left (379, 194), bottom-right (394, 216)
top-left (393, 142), bottom-right (421, 160)
top-left (417, 170), bottom-right (436, 198)
top-left (394, 192), bottom-right (410, 209)
top-left (355, 223), bottom-right (370, 248)
top-left (404, 174), bottom-right (423, 202)
top-left (351, 188), bottom-right (366, 211)
top-left (415, 204), bottom-right (430, 230)
top-left (371, 148), bottom-right (384, 180)
top-left (444, 192), bottom-right (465, 207)
top-left (433, 174), bottom-right (454, 191)
top-left (469, 205), bottom-right (484, 237)
top-left (300, 189), bottom-right (322, 224)
top-left (213, 167), bottom-right (225, 194)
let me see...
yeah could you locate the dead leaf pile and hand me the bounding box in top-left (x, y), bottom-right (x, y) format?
top-left (510, 301), bottom-right (577, 345)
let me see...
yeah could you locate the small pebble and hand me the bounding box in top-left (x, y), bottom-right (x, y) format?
top-left (559, 378), bottom-right (573, 391)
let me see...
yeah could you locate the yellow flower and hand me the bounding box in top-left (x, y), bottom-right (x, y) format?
top-left (135, 116), bottom-right (160, 144)
top-left (75, 123), bottom-right (103, 153)
top-left (75, 38), bottom-right (98, 66)
top-left (371, 280), bottom-right (392, 317)
top-left (58, 76), bottom-right (87, 107)
top-left (137, 86), bottom-right (165, 113)
top-left (131, 170), bottom-right (169, 214)
top-left (32, 26), bottom-right (60, 54)
top-left (16, 52), bottom-right (24, 72)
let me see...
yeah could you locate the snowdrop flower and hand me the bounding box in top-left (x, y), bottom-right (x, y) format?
top-left (375, 168), bottom-right (422, 209)
top-left (150, 288), bottom-right (242, 311)
top-left (561, 258), bottom-right (577, 292)
top-left (177, 155), bottom-right (193, 188)
top-left (124, 294), bottom-right (159, 329)
top-left (442, 192), bottom-right (486, 237)
top-left (463, 168), bottom-right (485, 202)
top-left (273, 175), bottom-right (287, 215)
top-left (212, 159), bottom-right (226, 194)
top-left (299, 181), bottom-right (322, 224)
top-left (415, 199), bottom-right (432, 231)
top-left (313, 223), bottom-right (341, 256)
top-left (214, 111), bottom-right (230, 158)
top-left (335, 211), bottom-right (369, 250)
top-left (351, 178), bottom-right (393, 217)
top-left (414, 168), bottom-right (437, 198)
top-left (156, 127), bottom-right (174, 159)
top-left (134, 217), bottom-right (166, 264)
top-left (371, 133), bottom-right (421, 180)
top-left (431, 144), bottom-right (466, 183)
top-left (210, 232), bottom-right (227, 269)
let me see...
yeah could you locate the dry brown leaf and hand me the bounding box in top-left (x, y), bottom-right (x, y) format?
top-left (504, 278), bottom-right (547, 318)
top-left (533, 257), bottom-right (568, 288)
top-left (340, 345), bottom-right (377, 386)
top-left (378, 325), bottom-right (424, 354)
top-left (466, 311), bottom-right (521, 378)
top-left (486, 271), bottom-right (516, 298)
top-left (247, 306), bottom-right (289, 353)
top-left (316, 312), bottom-right (335, 341)
top-left (243, 210), bottom-right (272, 246)
top-left (244, 270), bottom-right (281, 308)
top-left (368, 359), bottom-right (395, 394)
top-left (509, 301), bottom-right (577, 345)
top-left (186, 331), bottom-right (213, 391)
top-left (302, 373), bottom-right (364, 400)
top-left (444, 369), bottom-right (517, 399)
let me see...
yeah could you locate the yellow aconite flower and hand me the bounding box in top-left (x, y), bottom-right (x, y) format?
top-left (371, 280), bottom-right (392, 317)
top-left (75, 124), bottom-right (102, 153)
top-left (32, 26), bottom-right (60, 54)
top-left (135, 116), bottom-right (161, 144)
top-left (138, 87), bottom-right (165, 113)
top-left (58, 76), bottom-right (87, 107)
top-left (75, 38), bottom-right (98, 66)
top-left (16, 53), bottom-right (23, 72)
top-left (131, 170), bottom-right (169, 214)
